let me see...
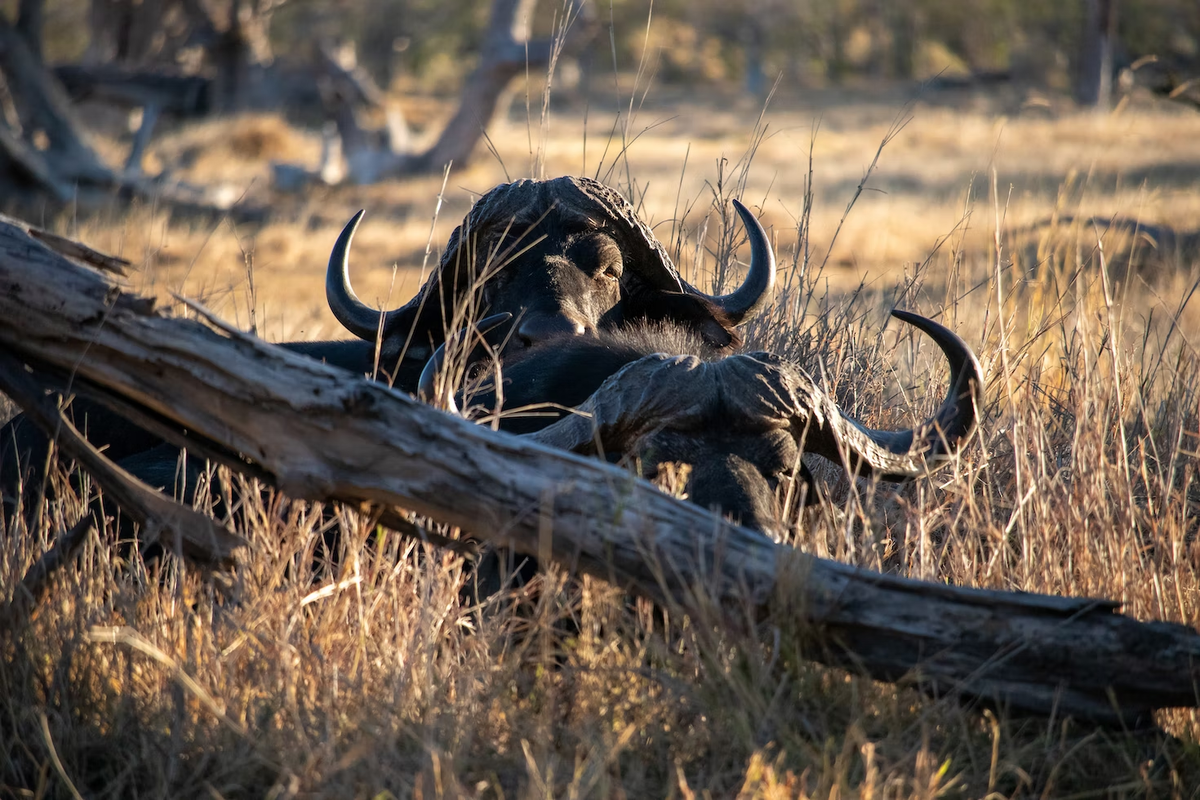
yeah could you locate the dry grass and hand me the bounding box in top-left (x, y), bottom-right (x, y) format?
top-left (4, 85), bottom-right (1200, 797)
top-left (49, 83), bottom-right (1200, 340)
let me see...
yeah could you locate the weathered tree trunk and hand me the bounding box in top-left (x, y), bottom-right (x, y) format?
top-left (205, 0), bottom-right (275, 112)
top-left (415, 0), bottom-right (535, 175)
top-left (82, 0), bottom-right (281, 113)
top-left (889, 0), bottom-right (918, 80)
top-left (0, 18), bottom-right (255, 216)
top-left (825, 6), bottom-right (847, 82)
top-left (1, 216), bottom-right (1199, 726)
top-left (0, 18), bottom-right (112, 185)
top-left (54, 65), bottom-right (212, 115)
top-left (741, 14), bottom-right (766, 97)
top-left (1077, 0), bottom-right (1119, 108)
top-left (84, 0), bottom-right (177, 66)
top-left (0, 120), bottom-right (72, 200)
top-left (15, 0), bottom-right (44, 64)
top-left (278, 0), bottom-right (594, 188)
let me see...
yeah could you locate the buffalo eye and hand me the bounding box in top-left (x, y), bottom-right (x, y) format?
top-left (578, 234), bottom-right (623, 282)
top-left (479, 264), bottom-right (516, 307)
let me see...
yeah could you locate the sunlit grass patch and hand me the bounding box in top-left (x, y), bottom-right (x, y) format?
top-left (3, 88), bottom-right (1200, 796)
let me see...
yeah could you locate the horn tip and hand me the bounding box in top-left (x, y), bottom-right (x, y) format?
top-left (730, 198), bottom-right (759, 225)
top-left (342, 210), bottom-right (366, 239)
top-left (475, 312), bottom-right (514, 336)
top-left (333, 210), bottom-right (366, 254)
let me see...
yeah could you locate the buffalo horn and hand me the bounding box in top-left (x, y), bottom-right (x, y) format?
top-left (326, 211), bottom-right (420, 342)
top-left (680, 200), bottom-right (776, 325)
top-left (806, 309), bottom-right (984, 480)
top-left (417, 313), bottom-right (513, 411)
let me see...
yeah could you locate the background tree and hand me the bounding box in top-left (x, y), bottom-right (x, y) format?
top-left (1077, 0), bottom-right (1119, 107)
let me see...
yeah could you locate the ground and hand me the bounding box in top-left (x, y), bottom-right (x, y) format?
top-left (59, 83), bottom-right (1200, 340)
top-left (2, 81), bottom-right (1200, 798)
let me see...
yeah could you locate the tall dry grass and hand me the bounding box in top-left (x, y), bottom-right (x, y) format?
top-left (3, 90), bottom-right (1200, 797)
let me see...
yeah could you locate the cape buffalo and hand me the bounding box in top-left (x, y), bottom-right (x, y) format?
top-left (317, 176), bottom-right (773, 387)
top-left (420, 310), bottom-right (984, 533)
top-left (2, 177), bottom-right (773, 525)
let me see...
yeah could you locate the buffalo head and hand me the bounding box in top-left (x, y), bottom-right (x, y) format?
top-left (422, 310), bottom-right (984, 533)
top-left (324, 177), bottom-right (774, 385)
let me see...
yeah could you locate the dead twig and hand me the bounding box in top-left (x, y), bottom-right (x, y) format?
top-left (27, 228), bottom-right (132, 276)
top-left (1, 515), bottom-right (93, 632)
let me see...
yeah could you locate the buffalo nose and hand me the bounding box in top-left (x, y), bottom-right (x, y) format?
top-left (516, 314), bottom-right (587, 347)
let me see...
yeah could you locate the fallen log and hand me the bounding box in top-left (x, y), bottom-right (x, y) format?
top-left (52, 65), bottom-right (212, 116)
top-left (0, 215), bottom-right (1197, 726)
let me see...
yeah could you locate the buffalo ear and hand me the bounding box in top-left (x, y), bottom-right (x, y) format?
top-left (378, 304), bottom-right (443, 368)
top-left (698, 318), bottom-right (735, 349)
top-left (631, 291), bottom-right (739, 349)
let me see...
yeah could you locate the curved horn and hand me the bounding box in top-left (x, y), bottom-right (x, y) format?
top-left (417, 313), bottom-right (513, 411)
top-left (888, 309), bottom-right (984, 458)
top-left (803, 310), bottom-right (984, 480)
top-left (681, 200), bottom-right (776, 325)
top-left (325, 211), bottom-right (418, 342)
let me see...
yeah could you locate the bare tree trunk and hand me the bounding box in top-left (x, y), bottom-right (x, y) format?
top-left (285, 0), bottom-right (593, 187)
top-left (0, 122), bottom-right (71, 199)
top-left (174, 0), bottom-right (280, 112)
top-left (889, 0), bottom-right (917, 80)
top-left (418, 0), bottom-right (542, 171)
top-left (15, 0), bottom-right (44, 64)
top-left (84, 0), bottom-right (120, 63)
top-left (863, 0), bottom-right (887, 77)
top-left (1, 216), bottom-right (1199, 727)
top-left (0, 18), bottom-right (113, 184)
top-left (826, 6), bottom-right (846, 82)
top-left (124, 104), bottom-right (160, 174)
top-left (1077, 0), bottom-right (1119, 108)
top-left (83, 0), bottom-right (178, 66)
top-left (741, 13), bottom-right (766, 97)
top-left (0, 20), bottom-right (256, 216)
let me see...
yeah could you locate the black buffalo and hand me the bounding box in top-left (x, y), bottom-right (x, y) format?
top-left (2, 177), bottom-right (773, 525)
top-left (420, 310), bottom-right (984, 533)
top-left (318, 176), bottom-right (773, 387)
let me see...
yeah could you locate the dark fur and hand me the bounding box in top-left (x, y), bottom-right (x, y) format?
top-left (373, 210), bottom-right (740, 386)
top-left (2, 182), bottom-right (748, 532)
top-left (459, 325), bottom-right (795, 531)
top-left (1, 272), bottom-right (738, 533)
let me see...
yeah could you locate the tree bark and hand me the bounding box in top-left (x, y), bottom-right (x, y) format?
top-left (289, 0), bottom-right (594, 187)
top-left (1077, 0), bottom-right (1119, 108)
top-left (417, 0), bottom-right (540, 172)
top-left (0, 215), bottom-right (1198, 727)
top-left (54, 65), bottom-right (211, 116)
top-left (15, 0), bottom-right (44, 64)
top-left (889, 0), bottom-right (917, 80)
top-left (0, 18), bottom-right (112, 184)
top-left (0, 20), bottom-right (262, 218)
top-left (741, 14), bottom-right (766, 97)
top-left (176, 0), bottom-right (280, 112)
top-left (0, 120), bottom-right (72, 200)
top-left (84, 0), bottom-right (176, 66)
